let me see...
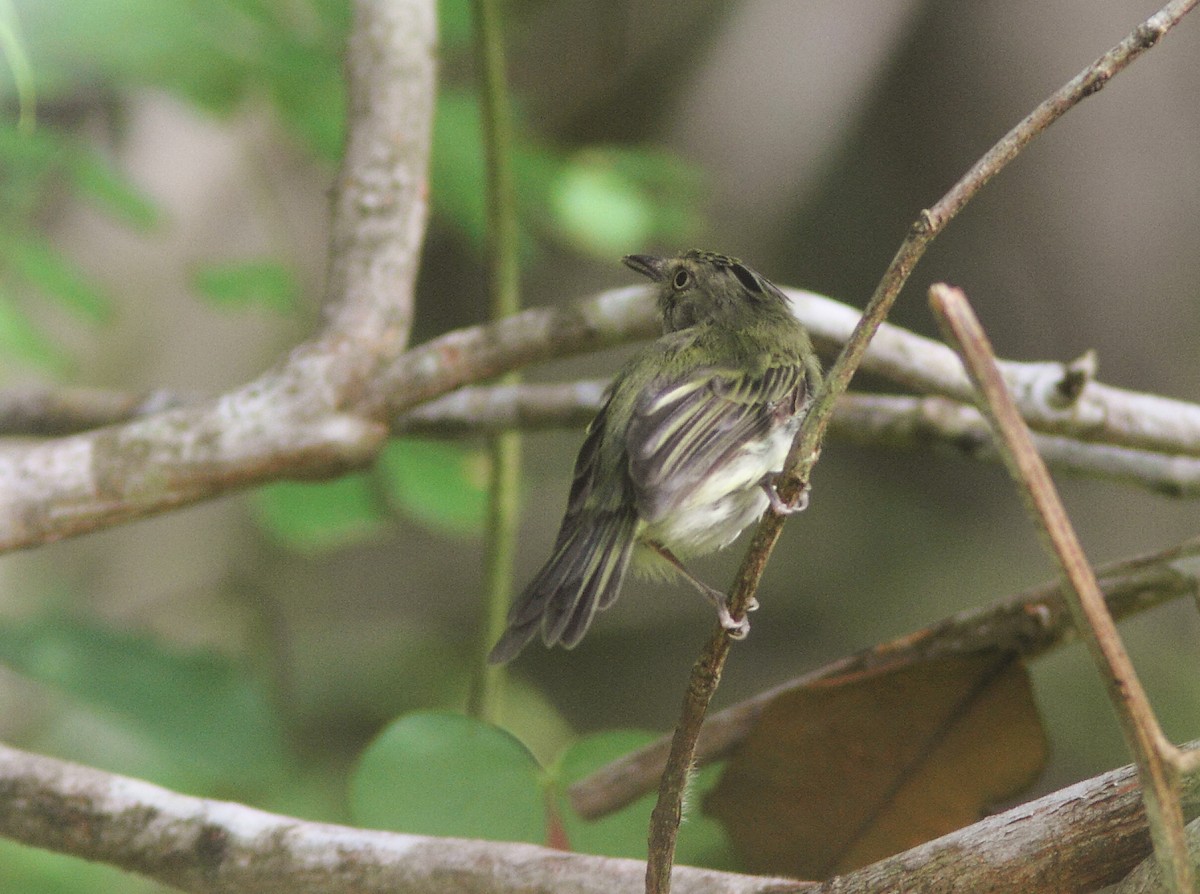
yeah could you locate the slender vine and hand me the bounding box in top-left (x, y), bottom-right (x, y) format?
top-left (466, 0), bottom-right (522, 723)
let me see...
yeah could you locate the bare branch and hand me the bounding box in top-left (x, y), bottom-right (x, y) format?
top-left (378, 285), bottom-right (658, 413)
top-left (0, 385), bottom-right (386, 551)
top-left (318, 0), bottom-right (435, 361)
top-left (396, 384), bottom-right (1200, 497)
top-left (0, 387), bottom-right (193, 436)
top-left (814, 748), bottom-right (1200, 894)
top-left (1, 730), bottom-right (1197, 894)
top-left (830, 393), bottom-right (1200, 497)
top-left (0, 741), bottom-right (804, 894)
top-left (930, 282), bottom-right (1195, 893)
top-left (1115, 817), bottom-right (1200, 894)
top-left (790, 288), bottom-right (1200, 459)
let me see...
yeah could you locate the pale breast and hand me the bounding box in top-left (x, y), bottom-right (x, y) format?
top-left (641, 417), bottom-right (797, 558)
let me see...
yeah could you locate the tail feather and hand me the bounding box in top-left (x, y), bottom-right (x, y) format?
top-left (487, 511), bottom-right (637, 663)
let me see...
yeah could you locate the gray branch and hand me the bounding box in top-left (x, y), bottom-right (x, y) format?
top-left (2, 275), bottom-right (1199, 552)
top-left (397, 383), bottom-right (1200, 498)
top-left (0, 741), bottom-right (801, 894)
top-left (0, 732), bottom-right (1196, 893)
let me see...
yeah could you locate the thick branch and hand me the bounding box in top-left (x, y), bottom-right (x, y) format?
top-left (0, 383), bottom-right (386, 551)
top-left (318, 0), bottom-right (434, 362)
top-left (0, 734), bottom-right (1197, 894)
top-left (790, 289), bottom-right (1200, 459)
top-left (814, 750), bottom-right (1200, 894)
top-left (0, 0), bottom-right (437, 553)
top-left (0, 742), bottom-right (802, 894)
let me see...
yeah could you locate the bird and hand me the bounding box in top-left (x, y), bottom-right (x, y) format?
top-left (488, 250), bottom-right (821, 663)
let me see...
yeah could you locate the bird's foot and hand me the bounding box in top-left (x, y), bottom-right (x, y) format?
top-left (716, 600), bottom-right (751, 639)
top-left (760, 473), bottom-right (809, 516)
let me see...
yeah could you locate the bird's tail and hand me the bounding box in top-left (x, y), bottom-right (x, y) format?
top-left (487, 510), bottom-right (638, 663)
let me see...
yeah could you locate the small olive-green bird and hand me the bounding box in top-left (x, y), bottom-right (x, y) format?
top-left (488, 250), bottom-right (821, 663)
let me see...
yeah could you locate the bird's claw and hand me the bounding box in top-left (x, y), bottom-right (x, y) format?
top-left (761, 474), bottom-right (809, 516)
top-left (716, 601), bottom-right (752, 639)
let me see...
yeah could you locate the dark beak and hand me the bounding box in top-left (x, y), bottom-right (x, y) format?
top-left (622, 254), bottom-right (668, 283)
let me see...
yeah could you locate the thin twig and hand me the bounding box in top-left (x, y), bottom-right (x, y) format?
top-left (466, 0), bottom-right (522, 724)
top-left (571, 536), bottom-right (1200, 820)
top-left (930, 282), bottom-right (1194, 894)
top-left (642, 4), bottom-right (1200, 890)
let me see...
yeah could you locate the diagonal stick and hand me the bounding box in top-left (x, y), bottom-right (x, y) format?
top-left (929, 283), bottom-right (1196, 894)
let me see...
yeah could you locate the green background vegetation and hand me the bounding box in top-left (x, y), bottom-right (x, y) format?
top-left (1, 1), bottom-right (1199, 889)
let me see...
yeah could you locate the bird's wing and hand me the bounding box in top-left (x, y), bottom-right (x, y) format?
top-left (627, 360), bottom-right (809, 523)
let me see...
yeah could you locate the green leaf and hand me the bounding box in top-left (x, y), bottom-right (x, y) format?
top-left (2, 236), bottom-right (112, 322)
top-left (555, 730), bottom-right (657, 859)
top-left (0, 288), bottom-right (68, 374)
top-left (379, 438), bottom-right (489, 536)
top-left (67, 148), bottom-right (160, 230)
top-left (0, 617), bottom-right (288, 787)
top-left (438, 0), bottom-right (474, 47)
top-left (350, 711), bottom-right (546, 843)
top-left (548, 148), bottom-right (706, 258)
top-left (252, 475), bottom-right (387, 551)
top-left (550, 161), bottom-right (656, 257)
top-left (191, 259), bottom-right (300, 314)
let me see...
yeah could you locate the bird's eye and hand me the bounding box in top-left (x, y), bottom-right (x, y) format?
top-left (672, 269), bottom-right (690, 290)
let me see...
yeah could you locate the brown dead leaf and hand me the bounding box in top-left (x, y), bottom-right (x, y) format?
top-left (702, 649), bottom-right (1047, 879)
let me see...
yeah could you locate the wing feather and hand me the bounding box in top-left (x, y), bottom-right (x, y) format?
top-left (628, 360), bottom-right (808, 523)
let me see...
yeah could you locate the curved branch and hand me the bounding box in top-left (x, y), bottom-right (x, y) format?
top-left (0, 0), bottom-right (437, 553)
top-left (5, 272), bottom-right (1200, 551)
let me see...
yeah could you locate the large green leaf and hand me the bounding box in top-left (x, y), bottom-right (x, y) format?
top-left (0, 617), bottom-right (288, 787)
top-left (379, 437), bottom-right (489, 536)
top-left (253, 474), bottom-right (387, 551)
top-left (350, 711), bottom-right (546, 843)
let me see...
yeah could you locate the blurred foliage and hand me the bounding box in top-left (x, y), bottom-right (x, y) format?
top-left (191, 259), bottom-right (300, 314)
top-left (0, 0), bottom-right (715, 888)
top-left (0, 616), bottom-right (289, 791)
top-left (0, 0), bottom-right (704, 379)
top-left (0, 838), bottom-right (159, 894)
top-left (350, 712), bottom-right (734, 864)
top-left (252, 437), bottom-right (490, 550)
